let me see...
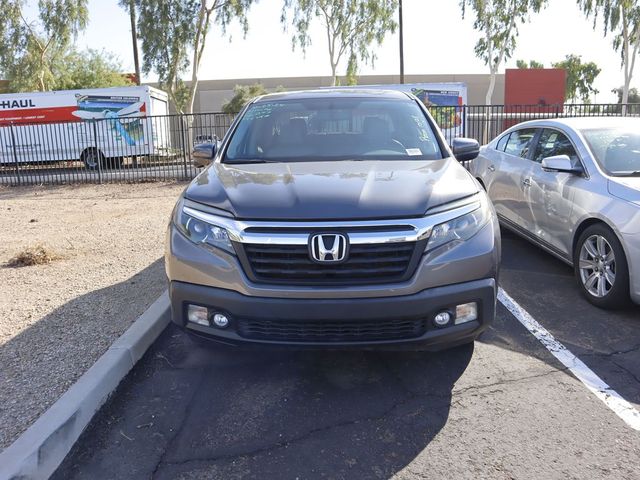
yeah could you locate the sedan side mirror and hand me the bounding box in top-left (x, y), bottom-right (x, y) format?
top-left (541, 155), bottom-right (583, 174)
top-left (192, 142), bottom-right (217, 168)
top-left (452, 138), bottom-right (480, 162)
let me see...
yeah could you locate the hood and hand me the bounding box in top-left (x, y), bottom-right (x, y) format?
top-left (185, 158), bottom-right (479, 220)
top-left (608, 177), bottom-right (640, 206)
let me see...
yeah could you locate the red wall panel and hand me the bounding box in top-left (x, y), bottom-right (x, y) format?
top-left (502, 68), bottom-right (567, 129)
top-left (505, 68), bottom-right (566, 106)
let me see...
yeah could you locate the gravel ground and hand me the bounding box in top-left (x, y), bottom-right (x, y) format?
top-left (0, 182), bottom-right (187, 450)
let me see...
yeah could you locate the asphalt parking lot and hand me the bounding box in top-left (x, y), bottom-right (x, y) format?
top-left (53, 230), bottom-right (640, 480)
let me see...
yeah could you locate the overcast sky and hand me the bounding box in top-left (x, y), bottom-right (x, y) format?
top-left (34, 0), bottom-right (629, 102)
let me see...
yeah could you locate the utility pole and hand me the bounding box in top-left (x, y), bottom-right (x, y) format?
top-left (128, 0), bottom-right (141, 85)
top-left (399, 0), bottom-right (405, 84)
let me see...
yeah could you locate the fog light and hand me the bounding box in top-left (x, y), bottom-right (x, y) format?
top-left (455, 302), bottom-right (478, 324)
top-left (212, 313), bottom-right (229, 328)
top-left (187, 304), bottom-right (210, 326)
top-left (433, 311), bottom-right (452, 327)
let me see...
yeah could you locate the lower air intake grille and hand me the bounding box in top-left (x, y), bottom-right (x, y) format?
top-left (237, 317), bottom-right (427, 343)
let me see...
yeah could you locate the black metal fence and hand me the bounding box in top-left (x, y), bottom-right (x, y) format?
top-left (1, 103), bottom-right (637, 186)
top-left (0, 112), bottom-right (234, 186)
top-left (433, 103), bottom-right (640, 146)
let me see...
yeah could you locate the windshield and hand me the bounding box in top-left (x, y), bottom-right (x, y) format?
top-left (224, 98), bottom-right (443, 163)
top-left (582, 128), bottom-right (640, 176)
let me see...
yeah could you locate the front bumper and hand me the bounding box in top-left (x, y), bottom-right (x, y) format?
top-left (169, 278), bottom-right (496, 350)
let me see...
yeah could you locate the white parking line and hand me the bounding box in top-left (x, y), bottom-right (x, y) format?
top-left (498, 287), bottom-right (640, 431)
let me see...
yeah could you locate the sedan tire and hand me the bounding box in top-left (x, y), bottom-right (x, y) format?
top-left (574, 224), bottom-right (630, 309)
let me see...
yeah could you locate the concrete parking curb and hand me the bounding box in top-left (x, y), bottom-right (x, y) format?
top-left (0, 291), bottom-right (171, 480)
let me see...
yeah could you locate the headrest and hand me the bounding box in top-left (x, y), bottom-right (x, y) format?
top-left (288, 118), bottom-right (307, 138)
top-left (362, 117), bottom-right (389, 138)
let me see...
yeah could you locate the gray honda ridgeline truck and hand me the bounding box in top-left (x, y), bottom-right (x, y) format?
top-left (165, 89), bottom-right (500, 350)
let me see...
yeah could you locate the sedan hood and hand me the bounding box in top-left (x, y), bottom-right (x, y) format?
top-left (185, 158), bottom-right (479, 220)
top-left (608, 177), bottom-right (640, 206)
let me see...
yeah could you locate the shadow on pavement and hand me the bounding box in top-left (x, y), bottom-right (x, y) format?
top-left (483, 229), bottom-right (640, 406)
top-left (0, 258), bottom-right (166, 450)
top-left (54, 327), bottom-right (473, 480)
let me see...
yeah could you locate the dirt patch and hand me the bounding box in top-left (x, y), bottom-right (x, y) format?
top-left (0, 182), bottom-right (187, 450)
top-left (6, 245), bottom-right (62, 267)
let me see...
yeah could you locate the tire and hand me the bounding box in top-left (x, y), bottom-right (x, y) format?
top-left (81, 148), bottom-right (104, 170)
top-left (574, 224), bottom-right (630, 309)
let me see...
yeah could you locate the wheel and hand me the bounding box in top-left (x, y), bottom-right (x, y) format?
top-left (81, 148), bottom-right (104, 170)
top-left (574, 224), bottom-right (630, 309)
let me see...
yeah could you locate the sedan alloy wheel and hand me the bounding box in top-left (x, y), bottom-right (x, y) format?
top-left (578, 234), bottom-right (615, 298)
top-left (574, 224), bottom-right (630, 308)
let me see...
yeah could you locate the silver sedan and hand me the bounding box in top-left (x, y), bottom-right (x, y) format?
top-left (471, 117), bottom-right (640, 308)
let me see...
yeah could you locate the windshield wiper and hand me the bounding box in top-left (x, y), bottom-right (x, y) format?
top-left (615, 170), bottom-right (640, 177)
top-left (224, 158), bottom-right (281, 164)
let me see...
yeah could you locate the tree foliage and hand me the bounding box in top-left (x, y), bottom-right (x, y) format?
top-left (57, 49), bottom-right (132, 91)
top-left (612, 85), bottom-right (640, 101)
top-left (552, 54), bottom-right (601, 102)
top-left (461, 0), bottom-right (547, 104)
top-left (578, 0), bottom-right (640, 105)
top-left (7, 47), bottom-right (131, 93)
top-left (222, 83), bottom-right (286, 113)
top-left (516, 59), bottom-right (544, 68)
top-left (281, 0), bottom-right (398, 86)
top-left (0, 0), bottom-right (89, 91)
top-left (222, 83), bottom-right (268, 113)
top-left (136, 0), bottom-right (255, 115)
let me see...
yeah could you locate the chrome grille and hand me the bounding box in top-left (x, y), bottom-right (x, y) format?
top-left (239, 241), bottom-right (419, 285)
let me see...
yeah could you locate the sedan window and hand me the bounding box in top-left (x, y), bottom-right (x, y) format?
top-left (533, 129), bottom-right (579, 163)
top-left (495, 133), bottom-right (510, 152)
top-left (504, 128), bottom-right (537, 159)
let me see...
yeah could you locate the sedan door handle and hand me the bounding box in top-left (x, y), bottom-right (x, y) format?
top-left (522, 178), bottom-right (532, 187)
top-left (488, 165), bottom-right (496, 172)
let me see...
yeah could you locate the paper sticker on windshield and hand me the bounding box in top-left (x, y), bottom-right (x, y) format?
top-left (406, 148), bottom-right (422, 156)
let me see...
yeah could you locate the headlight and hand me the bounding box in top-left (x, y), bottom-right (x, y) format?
top-left (426, 200), bottom-right (490, 252)
top-left (174, 206), bottom-right (235, 255)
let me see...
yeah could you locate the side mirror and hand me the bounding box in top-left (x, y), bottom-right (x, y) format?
top-left (452, 137), bottom-right (480, 162)
top-left (541, 155), bottom-right (583, 174)
top-left (192, 142), bottom-right (217, 168)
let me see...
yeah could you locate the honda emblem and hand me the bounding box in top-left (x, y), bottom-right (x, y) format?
top-left (309, 233), bottom-right (348, 263)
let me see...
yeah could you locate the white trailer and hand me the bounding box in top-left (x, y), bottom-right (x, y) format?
top-left (0, 85), bottom-right (170, 169)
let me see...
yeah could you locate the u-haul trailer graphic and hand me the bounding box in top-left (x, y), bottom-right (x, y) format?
top-left (0, 86), bottom-right (170, 169)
